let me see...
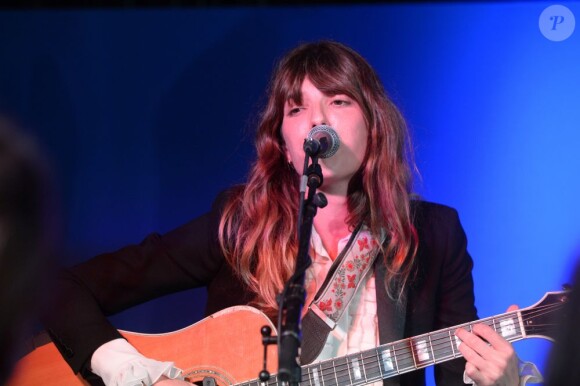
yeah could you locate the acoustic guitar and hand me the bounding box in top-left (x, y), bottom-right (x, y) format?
top-left (7, 291), bottom-right (567, 386)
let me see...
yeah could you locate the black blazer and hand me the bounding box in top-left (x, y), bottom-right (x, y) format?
top-left (44, 191), bottom-right (477, 385)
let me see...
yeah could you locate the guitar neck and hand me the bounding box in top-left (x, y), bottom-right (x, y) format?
top-left (239, 311), bottom-right (525, 386)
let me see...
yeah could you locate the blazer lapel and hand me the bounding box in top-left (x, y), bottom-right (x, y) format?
top-left (374, 256), bottom-right (407, 385)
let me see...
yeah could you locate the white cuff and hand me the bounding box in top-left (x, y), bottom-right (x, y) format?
top-left (518, 360), bottom-right (543, 385)
top-left (91, 338), bottom-right (183, 386)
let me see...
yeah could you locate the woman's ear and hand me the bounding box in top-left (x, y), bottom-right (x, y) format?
top-left (280, 145), bottom-right (294, 170)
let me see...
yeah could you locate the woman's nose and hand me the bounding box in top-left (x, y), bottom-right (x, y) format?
top-left (310, 103), bottom-right (328, 128)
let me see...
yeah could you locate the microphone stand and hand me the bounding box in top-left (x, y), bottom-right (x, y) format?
top-left (277, 140), bottom-right (327, 385)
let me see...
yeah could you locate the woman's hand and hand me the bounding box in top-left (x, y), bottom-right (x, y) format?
top-left (455, 305), bottom-right (520, 386)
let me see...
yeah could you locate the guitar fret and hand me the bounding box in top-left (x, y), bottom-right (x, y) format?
top-left (430, 330), bottom-right (454, 362)
top-left (393, 341), bottom-right (413, 373)
top-left (516, 311), bottom-right (526, 339)
top-left (448, 330), bottom-right (457, 358)
top-left (332, 356), bottom-right (350, 385)
top-left (332, 359), bottom-right (338, 386)
top-left (303, 365), bottom-right (312, 386)
top-left (361, 348), bottom-right (382, 382)
top-left (412, 337), bottom-right (434, 367)
top-left (375, 348), bottom-right (384, 379)
top-left (392, 343), bottom-right (401, 374)
top-left (427, 335), bottom-right (435, 362)
top-left (345, 354), bottom-right (353, 385)
top-left (378, 345), bottom-right (397, 377)
top-left (320, 359), bottom-right (336, 386)
top-left (361, 353), bottom-right (368, 383)
top-left (348, 353), bottom-right (364, 385)
top-left (270, 375), bottom-right (279, 386)
top-left (497, 315), bottom-right (520, 341)
top-left (483, 318), bottom-right (495, 335)
top-left (409, 339), bottom-right (418, 369)
top-left (311, 365), bottom-right (322, 386)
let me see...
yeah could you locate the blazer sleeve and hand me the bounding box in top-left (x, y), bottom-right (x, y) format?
top-left (431, 205), bottom-right (478, 385)
top-left (42, 191), bottom-right (230, 382)
top-left (403, 201), bottom-right (478, 386)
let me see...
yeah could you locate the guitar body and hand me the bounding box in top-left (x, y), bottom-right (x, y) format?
top-left (7, 306), bottom-right (277, 386)
top-left (7, 291), bottom-right (568, 386)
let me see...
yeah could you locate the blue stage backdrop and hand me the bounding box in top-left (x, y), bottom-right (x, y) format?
top-left (1, 3), bottom-right (579, 383)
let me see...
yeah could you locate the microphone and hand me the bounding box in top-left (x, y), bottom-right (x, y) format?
top-left (304, 125), bottom-right (340, 159)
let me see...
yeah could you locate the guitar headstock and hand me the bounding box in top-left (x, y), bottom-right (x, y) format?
top-left (520, 290), bottom-right (570, 341)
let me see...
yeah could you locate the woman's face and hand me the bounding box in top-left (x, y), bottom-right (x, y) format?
top-left (281, 77), bottom-right (368, 195)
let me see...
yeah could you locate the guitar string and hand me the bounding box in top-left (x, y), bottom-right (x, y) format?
top-left (368, 302), bottom-right (562, 361)
top-left (251, 304), bottom-right (562, 386)
top-left (296, 303), bottom-right (562, 385)
top-left (258, 322), bottom-right (556, 386)
top-left (237, 302), bottom-right (562, 386)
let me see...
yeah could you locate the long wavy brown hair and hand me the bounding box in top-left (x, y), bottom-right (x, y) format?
top-left (219, 41), bottom-right (417, 317)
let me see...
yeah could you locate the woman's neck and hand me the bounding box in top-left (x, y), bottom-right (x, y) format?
top-left (312, 193), bottom-right (351, 260)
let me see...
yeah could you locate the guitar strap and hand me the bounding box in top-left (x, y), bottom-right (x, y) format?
top-left (300, 223), bottom-right (386, 364)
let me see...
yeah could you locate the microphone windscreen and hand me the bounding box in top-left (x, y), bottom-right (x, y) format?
top-left (307, 125), bottom-right (340, 158)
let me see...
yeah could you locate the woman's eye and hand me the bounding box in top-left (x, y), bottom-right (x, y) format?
top-left (332, 99), bottom-right (351, 106)
top-left (287, 107), bottom-right (302, 116)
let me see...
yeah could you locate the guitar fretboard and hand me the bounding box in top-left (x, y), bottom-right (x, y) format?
top-left (239, 311), bottom-right (523, 386)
